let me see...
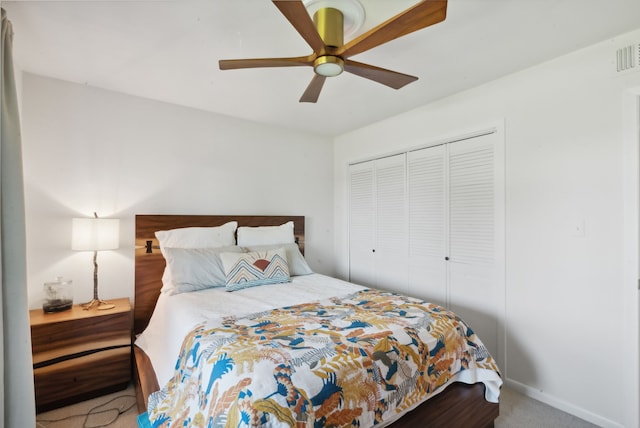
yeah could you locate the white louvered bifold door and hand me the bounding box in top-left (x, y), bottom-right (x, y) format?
top-left (374, 154), bottom-right (408, 294)
top-left (447, 133), bottom-right (501, 359)
top-left (349, 161), bottom-right (376, 287)
top-left (348, 130), bottom-right (504, 365)
top-left (408, 145), bottom-right (447, 306)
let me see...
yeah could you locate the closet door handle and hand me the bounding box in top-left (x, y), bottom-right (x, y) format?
top-left (372, 249), bottom-right (376, 253)
top-left (445, 256), bottom-right (449, 261)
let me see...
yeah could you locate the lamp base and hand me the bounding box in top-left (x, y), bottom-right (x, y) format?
top-left (82, 299), bottom-right (116, 311)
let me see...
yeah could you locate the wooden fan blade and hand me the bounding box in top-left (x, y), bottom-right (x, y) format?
top-left (344, 60), bottom-right (418, 89)
top-left (339, 0), bottom-right (447, 58)
top-left (219, 56), bottom-right (313, 70)
top-left (300, 74), bottom-right (326, 103)
top-left (273, 0), bottom-right (325, 54)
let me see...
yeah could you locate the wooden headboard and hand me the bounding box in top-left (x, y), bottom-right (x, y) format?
top-left (134, 215), bottom-right (305, 336)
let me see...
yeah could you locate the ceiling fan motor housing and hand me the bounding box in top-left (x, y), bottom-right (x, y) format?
top-left (313, 7), bottom-right (344, 76)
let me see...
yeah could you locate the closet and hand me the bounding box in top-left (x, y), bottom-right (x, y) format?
top-left (348, 130), bottom-right (504, 361)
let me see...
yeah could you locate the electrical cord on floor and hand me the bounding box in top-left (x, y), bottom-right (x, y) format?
top-left (36, 394), bottom-right (137, 428)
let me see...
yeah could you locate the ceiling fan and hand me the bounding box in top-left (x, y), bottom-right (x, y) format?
top-left (218, 0), bottom-right (448, 103)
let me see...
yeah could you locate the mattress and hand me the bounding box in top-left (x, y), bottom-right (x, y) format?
top-left (135, 274), bottom-right (366, 387)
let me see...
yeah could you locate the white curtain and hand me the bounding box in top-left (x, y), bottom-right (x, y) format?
top-left (1, 8), bottom-right (36, 427)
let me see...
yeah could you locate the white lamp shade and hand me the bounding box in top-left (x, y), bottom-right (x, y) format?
top-left (71, 218), bottom-right (120, 251)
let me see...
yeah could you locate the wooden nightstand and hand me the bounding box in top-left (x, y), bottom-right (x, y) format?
top-left (30, 297), bottom-right (132, 413)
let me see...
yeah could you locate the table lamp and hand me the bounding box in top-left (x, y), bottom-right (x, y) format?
top-left (71, 213), bottom-right (119, 310)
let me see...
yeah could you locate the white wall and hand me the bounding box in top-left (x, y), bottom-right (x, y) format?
top-left (21, 73), bottom-right (334, 308)
top-left (333, 29), bottom-right (640, 428)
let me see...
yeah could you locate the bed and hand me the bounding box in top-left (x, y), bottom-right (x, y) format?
top-left (133, 214), bottom-right (501, 427)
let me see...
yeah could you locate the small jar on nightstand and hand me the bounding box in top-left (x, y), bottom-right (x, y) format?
top-left (42, 277), bottom-right (73, 313)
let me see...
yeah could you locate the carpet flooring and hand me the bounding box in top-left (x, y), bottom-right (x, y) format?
top-left (496, 388), bottom-right (598, 428)
top-left (35, 384), bottom-right (599, 428)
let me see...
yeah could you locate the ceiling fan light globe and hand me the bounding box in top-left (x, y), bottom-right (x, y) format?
top-left (314, 56), bottom-right (344, 77)
top-left (315, 62), bottom-right (343, 77)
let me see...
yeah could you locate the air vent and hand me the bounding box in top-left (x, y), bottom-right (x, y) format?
top-left (616, 43), bottom-right (640, 73)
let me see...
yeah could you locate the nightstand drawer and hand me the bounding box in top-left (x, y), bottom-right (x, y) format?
top-left (31, 312), bottom-right (130, 359)
top-left (34, 347), bottom-right (131, 412)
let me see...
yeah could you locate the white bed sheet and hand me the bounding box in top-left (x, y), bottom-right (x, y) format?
top-left (135, 273), bottom-right (364, 387)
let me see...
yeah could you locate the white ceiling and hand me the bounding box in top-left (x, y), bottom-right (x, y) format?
top-left (3, 0), bottom-right (640, 137)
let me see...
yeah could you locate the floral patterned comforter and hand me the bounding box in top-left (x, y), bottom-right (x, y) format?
top-left (147, 289), bottom-right (501, 427)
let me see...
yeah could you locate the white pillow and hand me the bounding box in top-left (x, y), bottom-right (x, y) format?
top-left (237, 221), bottom-right (294, 246)
top-left (155, 221), bottom-right (238, 250)
top-left (155, 221), bottom-right (238, 293)
top-left (163, 246), bottom-right (245, 295)
top-left (242, 243), bottom-right (312, 276)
